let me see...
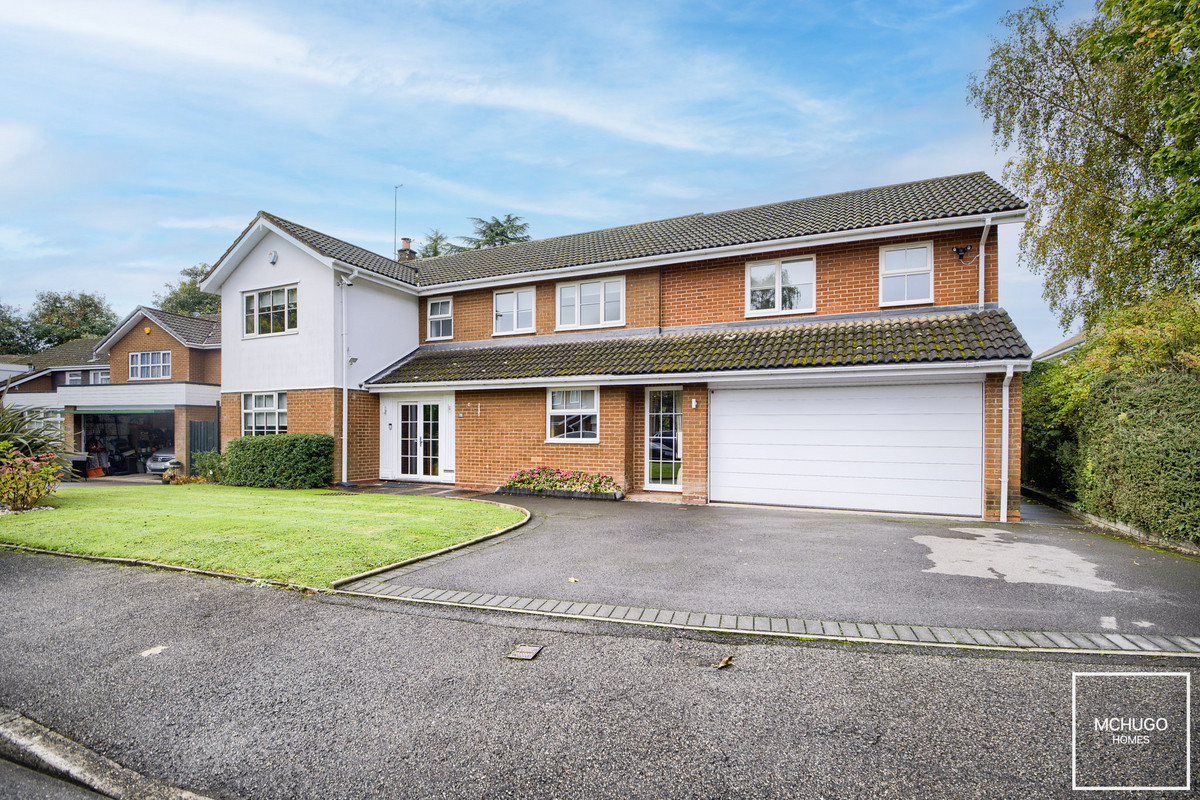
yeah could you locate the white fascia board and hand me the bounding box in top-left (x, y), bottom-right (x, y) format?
top-left (94, 308), bottom-right (194, 355)
top-left (417, 209), bottom-right (1028, 294)
top-left (367, 358), bottom-right (1033, 393)
top-left (1, 391), bottom-right (61, 409)
top-left (332, 263), bottom-right (418, 295)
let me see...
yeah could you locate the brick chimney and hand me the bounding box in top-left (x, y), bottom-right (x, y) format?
top-left (397, 237), bottom-right (417, 261)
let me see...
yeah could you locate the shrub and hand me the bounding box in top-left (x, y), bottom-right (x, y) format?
top-left (190, 449), bottom-right (226, 483)
top-left (505, 467), bottom-right (622, 494)
top-left (0, 440), bottom-right (59, 511)
top-left (0, 382), bottom-right (71, 469)
top-left (222, 434), bottom-right (335, 489)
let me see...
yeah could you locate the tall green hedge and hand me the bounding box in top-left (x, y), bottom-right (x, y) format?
top-left (1077, 372), bottom-right (1200, 542)
top-left (223, 434), bottom-right (335, 489)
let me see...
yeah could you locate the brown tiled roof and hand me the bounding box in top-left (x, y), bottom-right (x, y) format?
top-left (259, 212), bottom-right (419, 285)
top-left (0, 354), bottom-right (30, 365)
top-left (143, 307), bottom-right (221, 347)
top-left (370, 309), bottom-right (1030, 385)
top-left (24, 338), bottom-right (107, 373)
top-left (415, 172), bottom-right (1025, 286)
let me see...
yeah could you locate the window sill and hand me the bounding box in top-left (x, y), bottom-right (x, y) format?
top-left (641, 484), bottom-right (683, 493)
top-left (242, 329), bottom-right (300, 340)
top-left (128, 377), bottom-right (174, 382)
top-left (493, 329), bottom-right (536, 338)
top-left (555, 320), bottom-right (625, 332)
top-left (426, 335), bottom-right (453, 342)
top-left (544, 438), bottom-right (601, 445)
top-left (744, 307), bottom-right (816, 318)
top-left (879, 298), bottom-right (934, 308)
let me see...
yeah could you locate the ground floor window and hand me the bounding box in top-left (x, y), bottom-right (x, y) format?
top-left (547, 387), bottom-right (598, 441)
top-left (242, 391), bottom-right (287, 436)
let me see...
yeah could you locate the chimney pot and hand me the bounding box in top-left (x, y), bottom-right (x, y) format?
top-left (401, 237), bottom-right (411, 250)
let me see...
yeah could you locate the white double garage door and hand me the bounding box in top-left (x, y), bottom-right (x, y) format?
top-left (709, 381), bottom-right (984, 517)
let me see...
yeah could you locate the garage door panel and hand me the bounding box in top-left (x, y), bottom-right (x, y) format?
top-left (709, 383), bottom-right (983, 516)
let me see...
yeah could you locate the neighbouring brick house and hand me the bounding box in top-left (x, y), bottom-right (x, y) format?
top-left (2, 307), bottom-right (221, 474)
top-left (201, 172), bottom-right (1032, 520)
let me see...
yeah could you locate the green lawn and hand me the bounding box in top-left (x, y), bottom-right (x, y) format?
top-left (0, 484), bottom-right (525, 587)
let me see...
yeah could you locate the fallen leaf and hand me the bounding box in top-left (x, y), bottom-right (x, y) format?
top-left (567, 577), bottom-right (579, 583)
top-left (139, 645), bottom-right (168, 658)
top-left (712, 656), bottom-right (733, 669)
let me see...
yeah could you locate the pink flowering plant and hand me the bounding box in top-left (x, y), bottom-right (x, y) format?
top-left (0, 440), bottom-right (60, 512)
top-left (504, 467), bottom-right (622, 494)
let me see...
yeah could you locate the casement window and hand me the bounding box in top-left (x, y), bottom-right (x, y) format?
top-left (90, 370), bottom-right (110, 385)
top-left (557, 277), bottom-right (624, 329)
top-left (427, 297), bottom-right (453, 340)
top-left (547, 387), bottom-right (599, 442)
top-left (746, 257), bottom-right (816, 316)
top-left (243, 285), bottom-right (298, 336)
top-left (241, 392), bottom-right (287, 436)
top-left (129, 351), bottom-right (171, 380)
top-left (880, 243), bottom-right (933, 305)
top-left (64, 371), bottom-right (82, 386)
top-left (493, 287), bottom-right (535, 335)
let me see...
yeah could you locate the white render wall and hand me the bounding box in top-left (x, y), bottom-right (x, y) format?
top-left (218, 233), bottom-right (339, 393)
top-left (339, 275), bottom-right (418, 387)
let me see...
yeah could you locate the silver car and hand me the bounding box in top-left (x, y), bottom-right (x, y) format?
top-left (146, 450), bottom-right (177, 475)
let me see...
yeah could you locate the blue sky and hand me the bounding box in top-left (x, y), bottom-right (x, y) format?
top-left (0, 0), bottom-right (1092, 353)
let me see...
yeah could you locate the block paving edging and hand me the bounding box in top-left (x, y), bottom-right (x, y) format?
top-left (337, 574), bottom-right (1200, 658)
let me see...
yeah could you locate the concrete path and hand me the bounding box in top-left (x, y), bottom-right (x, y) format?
top-left (341, 496), bottom-right (1200, 648)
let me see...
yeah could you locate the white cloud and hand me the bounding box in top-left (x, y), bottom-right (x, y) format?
top-left (0, 226), bottom-right (69, 258)
top-left (158, 216), bottom-right (249, 232)
top-left (0, 122), bottom-right (41, 171)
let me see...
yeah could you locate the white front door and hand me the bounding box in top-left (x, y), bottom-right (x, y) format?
top-left (380, 393), bottom-right (454, 482)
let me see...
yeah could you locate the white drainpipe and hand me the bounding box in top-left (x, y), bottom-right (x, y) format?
top-left (339, 269), bottom-right (359, 486)
top-left (978, 216), bottom-right (993, 308)
top-left (1000, 363), bottom-right (1013, 522)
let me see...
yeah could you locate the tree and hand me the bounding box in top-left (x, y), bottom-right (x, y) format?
top-left (458, 214), bottom-right (531, 249)
top-left (27, 291), bottom-right (118, 349)
top-left (154, 264), bottom-right (220, 316)
top-left (417, 229), bottom-right (454, 258)
top-left (0, 301), bottom-right (35, 355)
top-left (968, 2), bottom-right (1198, 329)
top-left (1096, 0), bottom-right (1200, 250)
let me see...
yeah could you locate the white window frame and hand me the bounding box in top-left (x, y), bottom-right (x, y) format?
top-left (644, 386), bottom-right (683, 492)
top-left (426, 296), bottom-right (453, 341)
top-left (89, 370), bottom-right (110, 385)
top-left (745, 256), bottom-right (816, 317)
top-left (545, 386), bottom-right (600, 443)
top-left (241, 391), bottom-right (288, 436)
top-left (556, 276), bottom-right (625, 330)
top-left (493, 287), bottom-right (536, 336)
top-left (64, 371), bottom-right (82, 386)
top-left (243, 284), bottom-right (299, 338)
top-left (128, 351), bottom-right (171, 381)
top-left (879, 241), bottom-right (934, 307)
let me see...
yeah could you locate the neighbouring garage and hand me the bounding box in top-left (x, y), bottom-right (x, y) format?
top-left (708, 381), bottom-right (985, 516)
top-left (75, 410), bottom-right (175, 476)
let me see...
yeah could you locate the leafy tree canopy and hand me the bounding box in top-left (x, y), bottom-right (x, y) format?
top-left (458, 214), bottom-right (531, 250)
top-left (969, 1), bottom-right (1199, 329)
top-left (0, 301), bottom-right (35, 356)
top-left (417, 229), bottom-right (453, 258)
top-left (154, 264), bottom-right (220, 316)
top-left (27, 291), bottom-right (118, 350)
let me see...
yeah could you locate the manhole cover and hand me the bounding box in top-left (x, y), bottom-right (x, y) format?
top-left (507, 644), bottom-right (543, 660)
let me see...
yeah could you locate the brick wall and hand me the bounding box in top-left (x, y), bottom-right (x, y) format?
top-left (983, 372), bottom-right (1023, 521)
top-left (192, 349), bottom-right (221, 385)
top-left (219, 387), bottom-right (378, 484)
top-left (8, 374), bottom-right (52, 392)
top-left (110, 322), bottom-right (191, 383)
top-left (680, 384), bottom-right (709, 504)
top-left (419, 269), bottom-right (662, 345)
top-left (453, 387), bottom-right (634, 490)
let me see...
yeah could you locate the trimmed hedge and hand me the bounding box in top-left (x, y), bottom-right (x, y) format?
top-left (222, 434), bottom-right (335, 489)
top-left (1077, 372), bottom-right (1200, 543)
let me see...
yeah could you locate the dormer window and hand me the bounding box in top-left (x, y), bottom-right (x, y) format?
top-left (880, 243), bottom-right (933, 306)
top-left (557, 277), bottom-right (624, 329)
top-left (244, 285), bottom-right (298, 336)
top-left (746, 257), bottom-right (815, 316)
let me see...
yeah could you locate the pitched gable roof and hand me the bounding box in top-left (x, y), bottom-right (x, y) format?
top-left (370, 309), bottom-right (1030, 386)
top-left (414, 172), bottom-right (1026, 286)
top-left (94, 306), bottom-right (221, 355)
top-left (6, 337), bottom-right (109, 386)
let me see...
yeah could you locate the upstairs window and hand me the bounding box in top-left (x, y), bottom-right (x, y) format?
top-left (242, 392), bottom-right (287, 436)
top-left (427, 297), bottom-right (453, 340)
top-left (557, 277), bottom-right (624, 329)
top-left (244, 285), bottom-right (298, 336)
top-left (64, 371), bottom-right (82, 386)
top-left (90, 370), bottom-right (110, 385)
top-left (547, 388), bottom-right (599, 441)
top-left (880, 243), bottom-right (933, 305)
top-left (494, 287), bottom-right (535, 335)
top-left (746, 257), bottom-right (815, 316)
top-left (129, 351), bottom-right (171, 380)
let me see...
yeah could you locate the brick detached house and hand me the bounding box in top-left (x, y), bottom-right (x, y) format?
top-left (2, 307), bottom-right (221, 473)
top-left (201, 173), bottom-right (1032, 520)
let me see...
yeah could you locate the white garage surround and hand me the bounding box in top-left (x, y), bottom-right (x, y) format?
top-left (709, 381), bottom-right (985, 517)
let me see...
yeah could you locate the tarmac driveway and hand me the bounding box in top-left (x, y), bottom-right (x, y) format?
top-left (371, 496), bottom-right (1200, 636)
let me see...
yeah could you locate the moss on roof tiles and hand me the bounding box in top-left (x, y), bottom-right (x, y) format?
top-left (372, 309), bottom-right (1030, 385)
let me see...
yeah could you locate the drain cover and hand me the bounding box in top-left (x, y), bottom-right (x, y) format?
top-left (507, 644), bottom-right (543, 660)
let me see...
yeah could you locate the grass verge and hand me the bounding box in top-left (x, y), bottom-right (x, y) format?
top-left (0, 484), bottom-right (525, 586)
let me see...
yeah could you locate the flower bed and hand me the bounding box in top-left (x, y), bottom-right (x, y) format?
top-left (499, 468), bottom-right (624, 500)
